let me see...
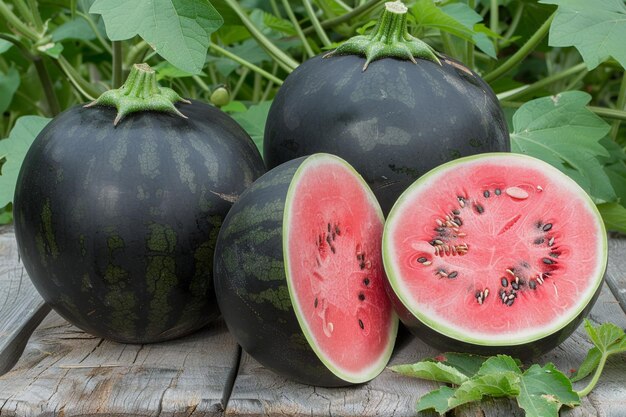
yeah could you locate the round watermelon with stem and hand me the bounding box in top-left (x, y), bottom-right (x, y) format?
top-left (382, 153), bottom-right (607, 358)
top-left (13, 63), bottom-right (266, 343)
top-left (214, 153), bottom-right (398, 386)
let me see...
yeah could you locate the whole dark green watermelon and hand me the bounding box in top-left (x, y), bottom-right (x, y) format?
top-left (13, 69), bottom-right (265, 343)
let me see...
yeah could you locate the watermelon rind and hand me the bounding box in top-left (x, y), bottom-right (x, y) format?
top-left (283, 153), bottom-right (398, 384)
top-left (382, 153), bottom-right (607, 354)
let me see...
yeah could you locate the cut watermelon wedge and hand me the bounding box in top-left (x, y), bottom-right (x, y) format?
top-left (383, 153), bottom-right (607, 357)
top-left (215, 153), bottom-right (398, 386)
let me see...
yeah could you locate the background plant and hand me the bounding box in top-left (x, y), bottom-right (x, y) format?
top-left (0, 0), bottom-right (625, 230)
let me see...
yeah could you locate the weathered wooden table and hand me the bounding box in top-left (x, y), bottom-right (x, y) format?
top-left (1, 225), bottom-right (625, 416)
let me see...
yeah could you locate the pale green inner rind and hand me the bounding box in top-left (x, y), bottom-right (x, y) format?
top-left (283, 153), bottom-right (398, 383)
top-left (383, 152), bottom-right (607, 347)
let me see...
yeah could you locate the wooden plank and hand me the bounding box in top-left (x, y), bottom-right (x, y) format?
top-left (0, 227), bottom-right (50, 376)
top-left (605, 236), bottom-right (626, 314)
top-left (0, 312), bottom-right (240, 416)
top-left (225, 330), bottom-right (440, 417)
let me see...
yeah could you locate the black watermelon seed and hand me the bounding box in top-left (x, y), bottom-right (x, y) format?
top-left (542, 223), bottom-right (553, 232)
top-left (335, 225), bottom-right (341, 235)
top-left (363, 277), bottom-right (370, 286)
top-left (549, 252), bottom-right (560, 258)
top-left (536, 221), bottom-right (543, 229)
top-left (314, 298), bottom-right (318, 308)
top-left (331, 245), bottom-right (336, 254)
top-left (417, 257), bottom-right (427, 263)
top-left (327, 223), bottom-right (331, 233)
top-left (474, 204), bottom-right (484, 214)
top-left (435, 227), bottom-right (445, 232)
top-left (529, 280), bottom-right (537, 290)
top-left (475, 290), bottom-right (482, 299)
top-left (448, 271), bottom-right (458, 279)
top-left (358, 293), bottom-right (365, 301)
top-left (483, 190), bottom-right (490, 198)
top-left (534, 237), bottom-right (545, 245)
top-left (452, 210), bottom-right (460, 215)
top-left (326, 234), bottom-right (332, 245)
top-left (501, 278), bottom-right (508, 287)
top-left (358, 319), bottom-right (364, 330)
top-left (359, 262), bottom-right (365, 269)
top-left (506, 299), bottom-right (514, 306)
top-left (542, 258), bottom-right (554, 265)
top-left (495, 188), bottom-right (502, 195)
top-left (454, 216), bottom-right (463, 226)
top-left (511, 282), bottom-right (519, 290)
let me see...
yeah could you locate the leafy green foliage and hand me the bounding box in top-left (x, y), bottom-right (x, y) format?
top-left (0, 116), bottom-right (50, 208)
top-left (510, 91), bottom-right (614, 202)
top-left (0, 67), bottom-right (19, 114)
top-left (90, 0), bottom-right (224, 74)
top-left (541, 0), bottom-right (626, 69)
top-left (394, 320), bottom-right (626, 415)
top-left (230, 101), bottom-right (272, 154)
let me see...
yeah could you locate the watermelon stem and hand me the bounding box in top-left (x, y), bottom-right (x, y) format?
top-left (84, 63), bottom-right (191, 125)
top-left (323, 1), bottom-right (440, 71)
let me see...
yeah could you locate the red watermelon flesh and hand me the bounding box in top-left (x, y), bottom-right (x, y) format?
top-left (383, 153), bottom-right (606, 349)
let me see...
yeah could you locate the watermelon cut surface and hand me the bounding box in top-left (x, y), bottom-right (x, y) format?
top-left (215, 153), bottom-right (398, 386)
top-left (383, 153), bottom-right (607, 356)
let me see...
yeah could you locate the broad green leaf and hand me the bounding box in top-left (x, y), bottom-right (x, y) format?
top-left (440, 3), bottom-right (497, 58)
top-left (517, 363), bottom-right (579, 417)
top-left (570, 346), bottom-right (602, 382)
top-left (231, 101), bottom-right (272, 154)
top-left (597, 202), bottom-right (626, 233)
top-left (599, 136), bottom-right (626, 203)
top-left (0, 67), bottom-right (20, 114)
top-left (390, 361), bottom-right (469, 386)
top-left (440, 352), bottom-right (488, 377)
top-left (262, 11), bottom-right (296, 35)
top-left (153, 61), bottom-right (203, 80)
top-left (0, 116), bottom-right (51, 207)
top-left (510, 91), bottom-right (615, 203)
top-left (447, 372), bottom-right (521, 410)
top-left (411, 0), bottom-right (496, 58)
top-left (52, 17), bottom-right (98, 41)
top-left (477, 355), bottom-right (522, 376)
top-left (540, 0), bottom-right (626, 69)
top-left (584, 319), bottom-right (625, 351)
top-left (90, 0), bottom-right (224, 74)
top-left (416, 386), bottom-right (456, 414)
top-left (0, 206), bottom-right (12, 224)
top-left (221, 100), bottom-right (248, 114)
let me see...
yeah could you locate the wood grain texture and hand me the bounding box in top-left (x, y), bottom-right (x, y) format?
top-left (225, 330), bottom-right (440, 417)
top-left (0, 312), bottom-right (240, 417)
top-left (0, 227), bottom-right (50, 376)
top-left (605, 236), bottom-right (626, 313)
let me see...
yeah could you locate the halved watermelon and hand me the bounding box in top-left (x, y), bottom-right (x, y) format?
top-left (383, 153), bottom-right (607, 357)
top-left (214, 153), bottom-right (398, 386)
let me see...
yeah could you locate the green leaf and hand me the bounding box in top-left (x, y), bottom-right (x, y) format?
top-left (477, 355), bottom-right (522, 376)
top-left (411, 0), bottom-right (496, 58)
top-left (584, 319), bottom-right (625, 351)
top-left (510, 91), bottom-right (615, 204)
top-left (416, 386), bottom-right (456, 414)
top-left (0, 39), bottom-right (12, 54)
top-left (230, 101), bottom-right (272, 154)
top-left (517, 363), bottom-right (579, 417)
top-left (440, 3), bottom-right (497, 58)
top-left (0, 116), bottom-right (51, 208)
top-left (262, 11), bottom-right (296, 35)
top-left (0, 67), bottom-right (20, 114)
top-left (37, 42), bottom-right (64, 59)
top-left (90, 0), bottom-right (224, 74)
top-left (570, 347), bottom-right (602, 382)
top-left (540, 0), bottom-right (626, 69)
top-left (448, 372), bottom-right (521, 410)
top-left (390, 361), bottom-right (469, 386)
top-left (439, 352), bottom-right (488, 377)
top-left (52, 16), bottom-right (104, 42)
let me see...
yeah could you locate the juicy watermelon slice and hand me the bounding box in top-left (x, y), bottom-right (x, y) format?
top-left (383, 153), bottom-right (607, 356)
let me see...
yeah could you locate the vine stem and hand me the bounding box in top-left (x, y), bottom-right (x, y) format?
top-left (302, 0), bottom-right (384, 36)
top-left (209, 43), bottom-right (284, 86)
top-left (33, 57), bottom-right (61, 116)
top-left (303, 0), bottom-right (332, 48)
top-left (500, 101), bottom-right (626, 122)
top-left (483, 11), bottom-right (555, 83)
top-left (55, 56), bottom-right (102, 100)
top-left (576, 353), bottom-right (608, 398)
top-left (0, 1), bottom-right (40, 41)
top-left (282, 0), bottom-right (315, 58)
top-left (610, 74), bottom-right (626, 140)
top-left (222, 0), bottom-right (299, 72)
top-left (496, 62), bottom-right (588, 102)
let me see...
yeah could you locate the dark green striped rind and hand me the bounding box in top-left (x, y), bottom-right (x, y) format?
top-left (14, 101), bottom-right (265, 343)
top-left (214, 157), bottom-right (348, 387)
